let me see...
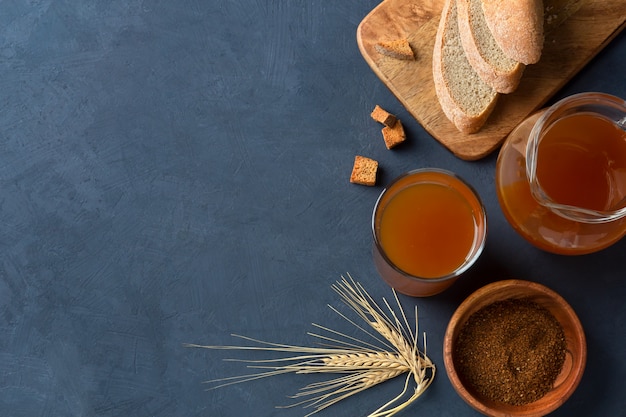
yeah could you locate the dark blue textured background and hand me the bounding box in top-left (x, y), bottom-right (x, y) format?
top-left (0, 1), bottom-right (625, 416)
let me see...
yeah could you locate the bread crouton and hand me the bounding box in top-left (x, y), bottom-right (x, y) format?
top-left (370, 105), bottom-right (397, 127)
top-left (381, 120), bottom-right (406, 149)
top-left (374, 38), bottom-right (415, 60)
top-left (350, 155), bottom-right (378, 186)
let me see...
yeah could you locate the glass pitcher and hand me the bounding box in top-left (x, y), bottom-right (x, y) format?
top-left (495, 92), bottom-right (626, 255)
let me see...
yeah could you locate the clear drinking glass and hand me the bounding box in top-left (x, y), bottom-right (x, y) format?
top-left (372, 169), bottom-right (487, 297)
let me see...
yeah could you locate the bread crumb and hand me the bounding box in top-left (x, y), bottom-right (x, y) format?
top-left (370, 105), bottom-right (397, 127)
top-left (381, 120), bottom-right (406, 149)
top-left (374, 38), bottom-right (415, 60)
top-left (350, 155), bottom-right (378, 186)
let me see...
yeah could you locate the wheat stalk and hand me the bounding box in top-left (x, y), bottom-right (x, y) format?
top-left (186, 274), bottom-right (435, 416)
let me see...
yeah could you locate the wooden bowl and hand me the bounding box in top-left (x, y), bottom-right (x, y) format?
top-left (443, 280), bottom-right (587, 417)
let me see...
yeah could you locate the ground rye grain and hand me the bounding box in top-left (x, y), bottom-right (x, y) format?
top-left (454, 298), bottom-right (566, 405)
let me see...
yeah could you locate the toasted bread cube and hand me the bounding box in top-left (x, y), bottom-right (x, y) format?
top-left (350, 155), bottom-right (378, 186)
top-left (370, 105), bottom-right (397, 127)
top-left (381, 120), bottom-right (406, 149)
top-left (374, 38), bottom-right (415, 60)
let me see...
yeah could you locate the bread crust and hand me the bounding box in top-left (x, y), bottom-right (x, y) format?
top-left (457, 0), bottom-right (525, 93)
top-left (481, 0), bottom-right (544, 65)
top-left (433, 0), bottom-right (498, 134)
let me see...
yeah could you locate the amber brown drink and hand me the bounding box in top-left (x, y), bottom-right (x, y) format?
top-left (496, 93), bottom-right (626, 254)
top-left (372, 169), bottom-right (486, 297)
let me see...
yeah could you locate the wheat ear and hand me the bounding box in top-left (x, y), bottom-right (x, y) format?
top-left (186, 274), bottom-right (435, 416)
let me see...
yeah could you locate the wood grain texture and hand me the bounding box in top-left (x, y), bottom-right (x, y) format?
top-left (357, 0), bottom-right (626, 160)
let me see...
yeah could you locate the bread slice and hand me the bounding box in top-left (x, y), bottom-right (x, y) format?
top-left (457, 0), bottom-right (525, 93)
top-left (433, 0), bottom-right (498, 134)
top-left (481, 0), bottom-right (544, 65)
top-left (375, 39), bottom-right (415, 60)
top-left (350, 156), bottom-right (378, 186)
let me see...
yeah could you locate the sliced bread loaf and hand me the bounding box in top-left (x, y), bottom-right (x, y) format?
top-left (457, 0), bottom-right (525, 93)
top-left (481, 0), bottom-right (544, 65)
top-left (433, 0), bottom-right (498, 134)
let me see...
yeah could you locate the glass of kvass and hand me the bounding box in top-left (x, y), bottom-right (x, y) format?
top-left (496, 92), bottom-right (626, 255)
top-left (372, 169), bottom-right (487, 296)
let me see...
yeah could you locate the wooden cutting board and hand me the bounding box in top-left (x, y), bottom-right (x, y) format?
top-left (357, 0), bottom-right (626, 160)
